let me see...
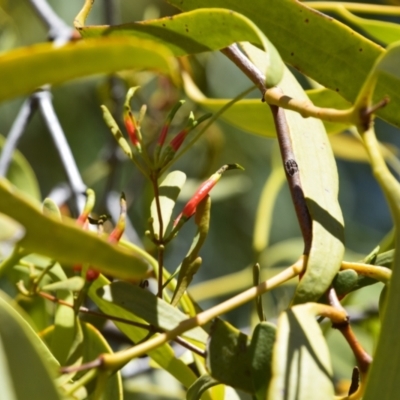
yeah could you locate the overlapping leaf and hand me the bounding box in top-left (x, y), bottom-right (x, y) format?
top-left (79, 8), bottom-right (284, 87)
top-left (0, 179), bottom-right (150, 279)
top-left (0, 37), bottom-right (179, 102)
top-left (0, 292), bottom-right (61, 400)
top-left (168, 0), bottom-right (400, 128)
top-left (268, 305), bottom-right (334, 400)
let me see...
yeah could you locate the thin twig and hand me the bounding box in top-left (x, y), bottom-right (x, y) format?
top-left (0, 98), bottom-right (38, 177)
top-left (35, 89), bottom-right (87, 214)
top-left (28, 0), bottom-right (73, 44)
top-left (38, 290), bottom-right (205, 358)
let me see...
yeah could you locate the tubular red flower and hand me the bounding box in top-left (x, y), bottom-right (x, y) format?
top-left (157, 124), bottom-right (169, 146)
top-left (169, 128), bottom-right (189, 152)
top-left (173, 164), bottom-right (243, 228)
top-left (124, 111), bottom-right (140, 149)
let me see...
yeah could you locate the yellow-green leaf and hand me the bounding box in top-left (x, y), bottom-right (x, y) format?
top-left (168, 0), bottom-right (400, 128)
top-left (79, 8), bottom-right (284, 87)
top-left (268, 305), bottom-right (334, 400)
top-left (0, 37), bottom-right (179, 103)
top-left (0, 179), bottom-right (150, 279)
top-left (276, 67), bottom-right (345, 304)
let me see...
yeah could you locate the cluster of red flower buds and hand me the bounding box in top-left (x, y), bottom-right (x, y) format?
top-left (73, 189), bottom-right (126, 281)
top-left (101, 87), bottom-right (211, 171)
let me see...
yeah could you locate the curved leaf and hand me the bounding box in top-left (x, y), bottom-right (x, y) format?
top-left (79, 8), bottom-right (284, 87)
top-left (0, 37), bottom-right (178, 103)
top-left (168, 0), bottom-right (400, 128)
top-left (186, 374), bottom-right (220, 400)
top-left (151, 170), bottom-right (186, 237)
top-left (268, 305), bottom-right (334, 400)
top-left (0, 179), bottom-right (150, 279)
top-left (0, 292), bottom-right (61, 400)
top-left (312, 4), bottom-right (400, 45)
top-left (0, 134), bottom-right (40, 201)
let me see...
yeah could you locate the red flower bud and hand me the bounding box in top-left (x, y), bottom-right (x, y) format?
top-left (108, 193), bottom-right (126, 244)
top-left (173, 164), bottom-right (243, 227)
top-left (86, 268), bottom-right (100, 282)
top-left (169, 128), bottom-right (189, 152)
top-left (124, 111), bottom-right (141, 151)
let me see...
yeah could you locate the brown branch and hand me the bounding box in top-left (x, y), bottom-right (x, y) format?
top-left (221, 44), bottom-right (312, 254)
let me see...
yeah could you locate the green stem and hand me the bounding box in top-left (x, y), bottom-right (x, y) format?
top-left (101, 257), bottom-right (304, 370)
top-left (341, 261), bottom-right (391, 284)
top-left (160, 85), bottom-right (255, 175)
top-left (64, 368), bottom-right (98, 396)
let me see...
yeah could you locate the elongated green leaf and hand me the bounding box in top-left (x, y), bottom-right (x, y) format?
top-left (88, 276), bottom-right (210, 394)
top-left (0, 179), bottom-right (150, 279)
top-left (356, 124), bottom-right (400, 398)
top-left (0, 293), bottom-right (61, 400)
top-left (44, 263), bottom-right (77, 367)
top-left (168, 0), bottom-right (400, 128)
top-left (151, 170), bottom-right (186, 237)
top-left (182, 71), bottom-right (351, 136)
top-left (79, 8), bottom-right (284, 87)
top-left (268, 305), bottom-right (334, 400)
top-left (186, 374), bottom-right (220, 400)
top-left (171, 196), bottom-right (210, 305)
top-left (0, 134), bottom-right (40, 201)
top-left (0, 37), bottom-right (178, 103)
top-left (276, 67), bottom-right (345, 304)
top-left (249, 322), bottom-right (276, 400)
top-left (99, 280), bottom-right (207, 344)
top-left (314, 4), bottom-right (400, 45)
top-left (42, 322), bottom-right (123, 399)
top-left (206, 318), bottom-right (253, 393)
top-left (80, 322), bottom-right (123, 400)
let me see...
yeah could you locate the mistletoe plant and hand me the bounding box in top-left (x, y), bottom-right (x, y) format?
top-left (1, 0), bottom-right (400, 400)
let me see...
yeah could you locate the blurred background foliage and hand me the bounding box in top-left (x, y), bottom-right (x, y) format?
top-left (0, 0), bottom-right (399, 398)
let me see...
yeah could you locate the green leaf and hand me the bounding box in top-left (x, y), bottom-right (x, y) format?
top-left (182, 72), bottom-right (351, 136)
top-left (42, 276), bottom-right (85, 292)
top-left (0, 179), bottom-right (150, 279)
top-left (0, 37), bottom-right (178, 103)
top-left (186, 374), bottom-right (220, 400)
top-left (206, 318), bottom-right (253, 393)
top-left (42, 321), bottom-right (123, 399)
top-left (0, 292), bottom-right (61, 400)
top-left (89, 276), bottom-right (210, 394)
top-left (168, 0), bottom-right (400, 128)
top-left (268, 305), bottom-right (334, 400)
top-left (42, 198), bottom-right (62, 220)
top-left (80, 322), bottom-right (123, 400)
top-left (0, 134), bottom-right (41, 201)
top-left (322, 4), bottom-right (400, 45)
top-left (46, 264), bottom-right (77, 367)
top-left (249, 322), bottom-right (276, 400)
top-left (0, 212), bottom-right (25, 260)
top-left (99, 280), bottom-right (207, 344)
top-left (276, 67), bottom-right (345, 304)
top-left (171, 196), bottom-right (210, 306)
top-left (79, 8), bottom-right (284, 87)
top-left (151, 170), bottom-right (186, 237)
